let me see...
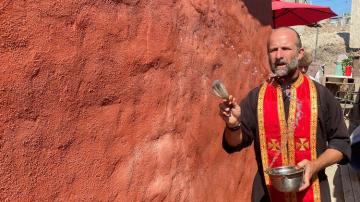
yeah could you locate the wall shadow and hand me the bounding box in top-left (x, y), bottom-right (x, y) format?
top-left (337, 32), bottom-right (360, 53)
top-left (243, 0), bottom-right (272, 27)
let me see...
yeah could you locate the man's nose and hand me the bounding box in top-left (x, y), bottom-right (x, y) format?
top-left (275, 49), bottom-right (284, 59)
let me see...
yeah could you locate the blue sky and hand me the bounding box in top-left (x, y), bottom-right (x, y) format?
top-left (311, 0), bottom-right (352, 16)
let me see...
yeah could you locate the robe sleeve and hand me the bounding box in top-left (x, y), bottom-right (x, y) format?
top-left (323, 86), bottom-right (351, 163)
top-left (222, 87), bottom-right (259, 153)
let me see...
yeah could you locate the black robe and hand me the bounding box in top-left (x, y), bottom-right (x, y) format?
top-left (223, 81), bottom-right (351, 202)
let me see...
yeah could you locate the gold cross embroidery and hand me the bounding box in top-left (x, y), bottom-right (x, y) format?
top-left (296, 138), bottom-right (309, 151)
top-left (268, 139), bottom-right (280, 151)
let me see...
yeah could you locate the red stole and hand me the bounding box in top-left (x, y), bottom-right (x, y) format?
top-left (257, 74), bottom-right (321, 202)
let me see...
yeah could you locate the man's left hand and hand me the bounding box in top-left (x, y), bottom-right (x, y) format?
top-left (296, 159), bottom-right (319, 191)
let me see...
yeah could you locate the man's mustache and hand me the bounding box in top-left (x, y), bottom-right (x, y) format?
top-left (275, 60), bottom-right (287, 66)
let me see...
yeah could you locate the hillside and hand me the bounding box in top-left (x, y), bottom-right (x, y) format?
top-left (300, 24), bottom-right (357, 75)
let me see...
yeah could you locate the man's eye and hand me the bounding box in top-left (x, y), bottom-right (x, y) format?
top-left (270, 49), bottom-right (277, 52)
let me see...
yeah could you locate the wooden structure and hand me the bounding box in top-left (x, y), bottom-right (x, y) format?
top-left (323, 56), bottom-right (360, 118)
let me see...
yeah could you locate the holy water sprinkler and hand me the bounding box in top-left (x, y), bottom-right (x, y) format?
top-left (211, 80), bottom-right (229, 100)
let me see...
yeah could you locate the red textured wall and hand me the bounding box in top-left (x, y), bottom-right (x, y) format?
top-left (0, 0), bottom-right (271, 201)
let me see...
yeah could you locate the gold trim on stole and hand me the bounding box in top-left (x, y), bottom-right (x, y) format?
top-left (309, 77), bottom-right (321, 202)
top-left (258, 83), bottom-right (269, 185)
top-left (287, 87), bottom-right (297, 166)
top-left (292, 73), bottom-right (304, 89)
top-left (277, 87), bottom-right (289, 165)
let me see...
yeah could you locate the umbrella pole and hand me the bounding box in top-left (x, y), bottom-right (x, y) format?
top-left (314, 26), bottom-right (319, 62)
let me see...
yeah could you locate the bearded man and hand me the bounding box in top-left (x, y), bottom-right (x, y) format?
top-left (219, 27), bottom-right (350, 202)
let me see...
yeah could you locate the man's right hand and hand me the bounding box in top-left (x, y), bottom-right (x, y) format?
top-left (218, 95), bottom-right (241, 128)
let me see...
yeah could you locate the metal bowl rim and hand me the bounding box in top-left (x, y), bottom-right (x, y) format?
top-left (267, 165), bottom-right (304, 176)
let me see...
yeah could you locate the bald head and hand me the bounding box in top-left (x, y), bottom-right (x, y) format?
top-left (270, 27), bottom-right (302, 49)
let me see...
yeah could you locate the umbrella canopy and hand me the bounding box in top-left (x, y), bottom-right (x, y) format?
top-left (272, 0), bottom-right (337, 28)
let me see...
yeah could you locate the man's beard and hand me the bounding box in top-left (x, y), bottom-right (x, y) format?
top-left (271, 56), bottom-right (298, 77)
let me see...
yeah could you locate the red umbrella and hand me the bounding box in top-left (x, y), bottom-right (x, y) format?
top-left (272, 0), bottom-right (337, 28)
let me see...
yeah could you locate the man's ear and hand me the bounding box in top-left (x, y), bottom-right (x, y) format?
top-left (297, 47), bottom-right (304, 60)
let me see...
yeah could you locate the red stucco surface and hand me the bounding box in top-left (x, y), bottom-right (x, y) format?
top-left (0, 0), bottom-right (271, 201)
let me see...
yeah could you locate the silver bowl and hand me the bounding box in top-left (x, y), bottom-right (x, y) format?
top-left (266, 166), bottom-right (304, 192)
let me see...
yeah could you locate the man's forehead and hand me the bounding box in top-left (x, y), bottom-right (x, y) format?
top-left (271, 28), bottom-right (297, 39)
top-left (269, 28), bottom-right (298, 46)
